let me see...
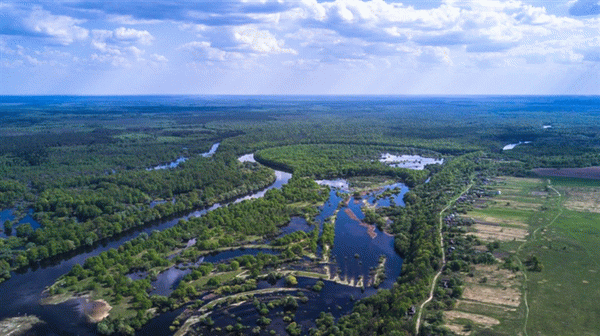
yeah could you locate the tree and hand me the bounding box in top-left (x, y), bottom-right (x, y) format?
top-left (15, 223), bottom-right (33, 238)
top-left (285, 275), bottom-right (298, 286)
top-left (3, 220), bottom-right (12, 235)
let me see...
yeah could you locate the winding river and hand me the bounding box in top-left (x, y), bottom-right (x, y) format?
top-left (0, 151), bottom-right (290, 335)
top-left (0, 151), bottom-right (406, 336)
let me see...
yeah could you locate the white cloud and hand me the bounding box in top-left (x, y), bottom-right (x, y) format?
top-left (24, 6), bottom-right (89, 45)
top-left (232, 26), bottom-right (297, 54)
top-left (114, 27), bottom-right (154, 45)
top-left (3, 0), bottom-right (600, 94)
top-left (88, 27), bottom-right (156, 67)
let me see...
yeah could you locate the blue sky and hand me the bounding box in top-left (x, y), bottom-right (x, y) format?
top-left (1, 0), bottom-right (599, 95)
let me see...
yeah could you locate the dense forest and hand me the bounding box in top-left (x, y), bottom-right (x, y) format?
top-left (1, 96), bottom-right (599, 335)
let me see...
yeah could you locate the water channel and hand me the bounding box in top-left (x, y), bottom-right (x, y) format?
top-left (185, 177), bottom-right (409, 335)
top-left (0, 151), bottom-right (289, 335)
top-left (0, 151), bottom-right (408, 336)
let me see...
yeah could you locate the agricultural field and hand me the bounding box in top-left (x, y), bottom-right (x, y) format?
top-left (440, 175), bottom-right (600, 336)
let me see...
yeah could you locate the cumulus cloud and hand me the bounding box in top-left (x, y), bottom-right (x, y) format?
top-left (0, 42), bottom-right (71, 68)
top-left (114, 27), bottom-right (154, 45)
top-left (88, 27), bottom-right (155, 66)
top-left (1, 4), bottom-right (88, 45)
top-left (3, 0), bottom-right (600, 93)
top-left (232, 26), bottom-right (297, 54)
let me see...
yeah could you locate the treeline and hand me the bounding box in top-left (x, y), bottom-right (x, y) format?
top-left (254, 144), bottom-right (429, 187)
top-left (0, 157), bottom-right (276, 282)
top-left (311, 152), bottom-right (483, 336)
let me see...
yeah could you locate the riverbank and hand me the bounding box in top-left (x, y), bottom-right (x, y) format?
top-left (0, 315), bottom-right (45, 336)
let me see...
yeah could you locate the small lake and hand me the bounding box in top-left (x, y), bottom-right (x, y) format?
top-left (276, 217), bottom-right (312, 237)
top-left (238, 153), bottom-right (257, 163)
top-left (503, 141), bottom-right (531, 150)
top-left (366, 182), bottom-right (409, 207)
top-left (0, 209), bottom-right (42, 238)
top-left (380, 153), bottom-right (443, 170)
top-left (316, 179), bottom-right (350, 190)
top-left (149, 198), bottom-right (175, 208)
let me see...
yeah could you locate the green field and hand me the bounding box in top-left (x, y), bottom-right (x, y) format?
top-left (466, 176), bottom-right (600, 336)
top-left (521, 179), bottom-right (600, 336)
top-left (441, 175), bottom-right (600, 336)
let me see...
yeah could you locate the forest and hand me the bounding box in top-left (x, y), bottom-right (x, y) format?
top-left (1, 96), bottom-right (599, 336)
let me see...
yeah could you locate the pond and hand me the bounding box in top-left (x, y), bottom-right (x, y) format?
top-left (380, 153), bottom-right (443, 170)
top-left (329, 194), bottom-right (405, 290)
top-left (502, 141), bottom-right (531, 150)
top-left (315, 179), bottom-right (350, 190)
top-left (238, 153), bottom-right (257, 163)
top-left (365, 182), bottom-right (409, 207)
top-left (0, 209), bottom-right (42, 238)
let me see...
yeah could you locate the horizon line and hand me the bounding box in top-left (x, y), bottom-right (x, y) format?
top-left (1, 94), bottom-right (600, 97)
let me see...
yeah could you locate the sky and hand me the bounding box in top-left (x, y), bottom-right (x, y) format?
top-left (1, 0), bottom-right (599, 95)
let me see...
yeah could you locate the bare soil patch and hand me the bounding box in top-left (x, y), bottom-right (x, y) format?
top-left (468, 224), bottom-right (528, 242)
top-left (83, 299), bottom-right (112, 323)
top-left (462, 284), bottom-right (521, 307)
top-left (533, 167), bottom-right (600, 180)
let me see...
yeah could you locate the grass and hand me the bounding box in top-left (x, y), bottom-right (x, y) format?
top-left (189, 270), bottom-right (243, 288)
top-left (547, 176), bottom-right (600, 188)
top-left (472, 176), bottom-right (600, 336)
top-left (445, 177), bottom-right (555, 336)
top-left (521, 207), bottom-right (600, 336)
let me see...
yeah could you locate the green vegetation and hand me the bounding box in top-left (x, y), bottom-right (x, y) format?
top-left (3, 97), bottom-right (600, 335)
top-left (522, 203), bottom-right (600, 335)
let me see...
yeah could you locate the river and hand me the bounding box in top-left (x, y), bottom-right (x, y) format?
top-left (0, 152), bottom-right (405, 336)
top-left (0, 152), bottom-right (290, 336)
